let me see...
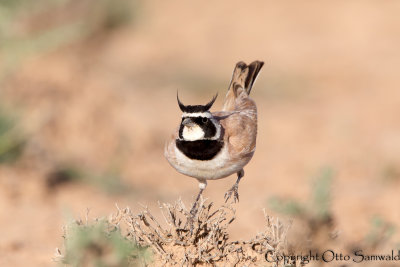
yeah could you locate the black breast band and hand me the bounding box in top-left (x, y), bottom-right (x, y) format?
top-left (176, 139), bottom-right (224, 160)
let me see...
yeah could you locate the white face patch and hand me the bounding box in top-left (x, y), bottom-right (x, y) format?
top-left (182, 124), bottom-right (205, 141)
top-left (182, 112), bottom-right (212, 118)
top-left (212, 121), bottom-right (222, 140)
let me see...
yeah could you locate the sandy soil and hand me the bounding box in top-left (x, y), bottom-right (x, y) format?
top-left (0, 1), bottom-right (400, 266)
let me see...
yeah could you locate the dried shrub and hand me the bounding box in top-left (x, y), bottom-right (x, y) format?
top-left (57, 198), bottom-right (290, 266)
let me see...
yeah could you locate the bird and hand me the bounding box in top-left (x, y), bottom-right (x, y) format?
top-left (164, 60), bottom-right (264, 215)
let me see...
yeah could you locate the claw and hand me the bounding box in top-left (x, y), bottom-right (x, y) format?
top-left (224, 184), bottom-right (239, 203)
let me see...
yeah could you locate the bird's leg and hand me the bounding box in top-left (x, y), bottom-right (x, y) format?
top-left (189, 188), bottom-right (204, 217)
top-left (186, 180), bottom-right (207, 231)
top-left (224, 169), bottom-right (244, 203)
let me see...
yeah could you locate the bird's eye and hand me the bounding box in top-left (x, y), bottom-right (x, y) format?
top-left (202, 117), bottom-right (208, 123)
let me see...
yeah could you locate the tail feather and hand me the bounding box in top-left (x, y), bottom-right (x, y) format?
top-left (223, 60), bottom-right (264, 111)
top-left (245, 61), bottom-right (264, 95)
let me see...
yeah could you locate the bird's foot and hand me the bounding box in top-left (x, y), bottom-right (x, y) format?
top-left (224, 183), bottom-right (239, 203)
top-left (186, 195), bottom-right (201, 233)
top-left (187, 214), bottom-right (196, 234)
top-left (187, 216), bottom-right (195, 234)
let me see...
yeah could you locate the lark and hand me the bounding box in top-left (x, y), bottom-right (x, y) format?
top-left (165, 61), bottom-right (264, 214)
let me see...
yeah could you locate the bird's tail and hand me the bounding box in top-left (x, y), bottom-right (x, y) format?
top-left (222, 61), bottom-right (264, 111)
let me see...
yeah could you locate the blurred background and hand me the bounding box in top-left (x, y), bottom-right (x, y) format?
top-left (1, 0), bottom-right (400, 266)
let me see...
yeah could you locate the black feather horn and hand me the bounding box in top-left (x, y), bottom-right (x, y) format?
top-left (177, 92), bottom-right (187, 112)
top-left (177, 92), bottom-right (218, 113)
top-left (203, 93), bottom-right (218, 111)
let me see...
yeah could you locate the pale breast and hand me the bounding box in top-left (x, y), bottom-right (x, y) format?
top-left (171, 142), bottom-right (251, 180)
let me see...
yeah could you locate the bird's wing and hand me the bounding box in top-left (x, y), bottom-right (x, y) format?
top-left (215, 110), bottom-right (257, 158)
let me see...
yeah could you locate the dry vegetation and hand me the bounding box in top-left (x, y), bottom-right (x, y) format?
top-left (57, 199), bottom-right (290, 267)
top-left (54, 169), bottom-right (398, 266)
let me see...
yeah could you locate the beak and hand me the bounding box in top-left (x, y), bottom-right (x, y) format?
top-left (182, 117), bottom-right (195, 127)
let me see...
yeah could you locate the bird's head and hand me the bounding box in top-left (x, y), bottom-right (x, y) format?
top-left (177, 93), bottom-right (221, 141)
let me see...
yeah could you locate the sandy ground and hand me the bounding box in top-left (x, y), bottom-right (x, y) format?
top-left (0, 1), bottom-right (400, 266)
